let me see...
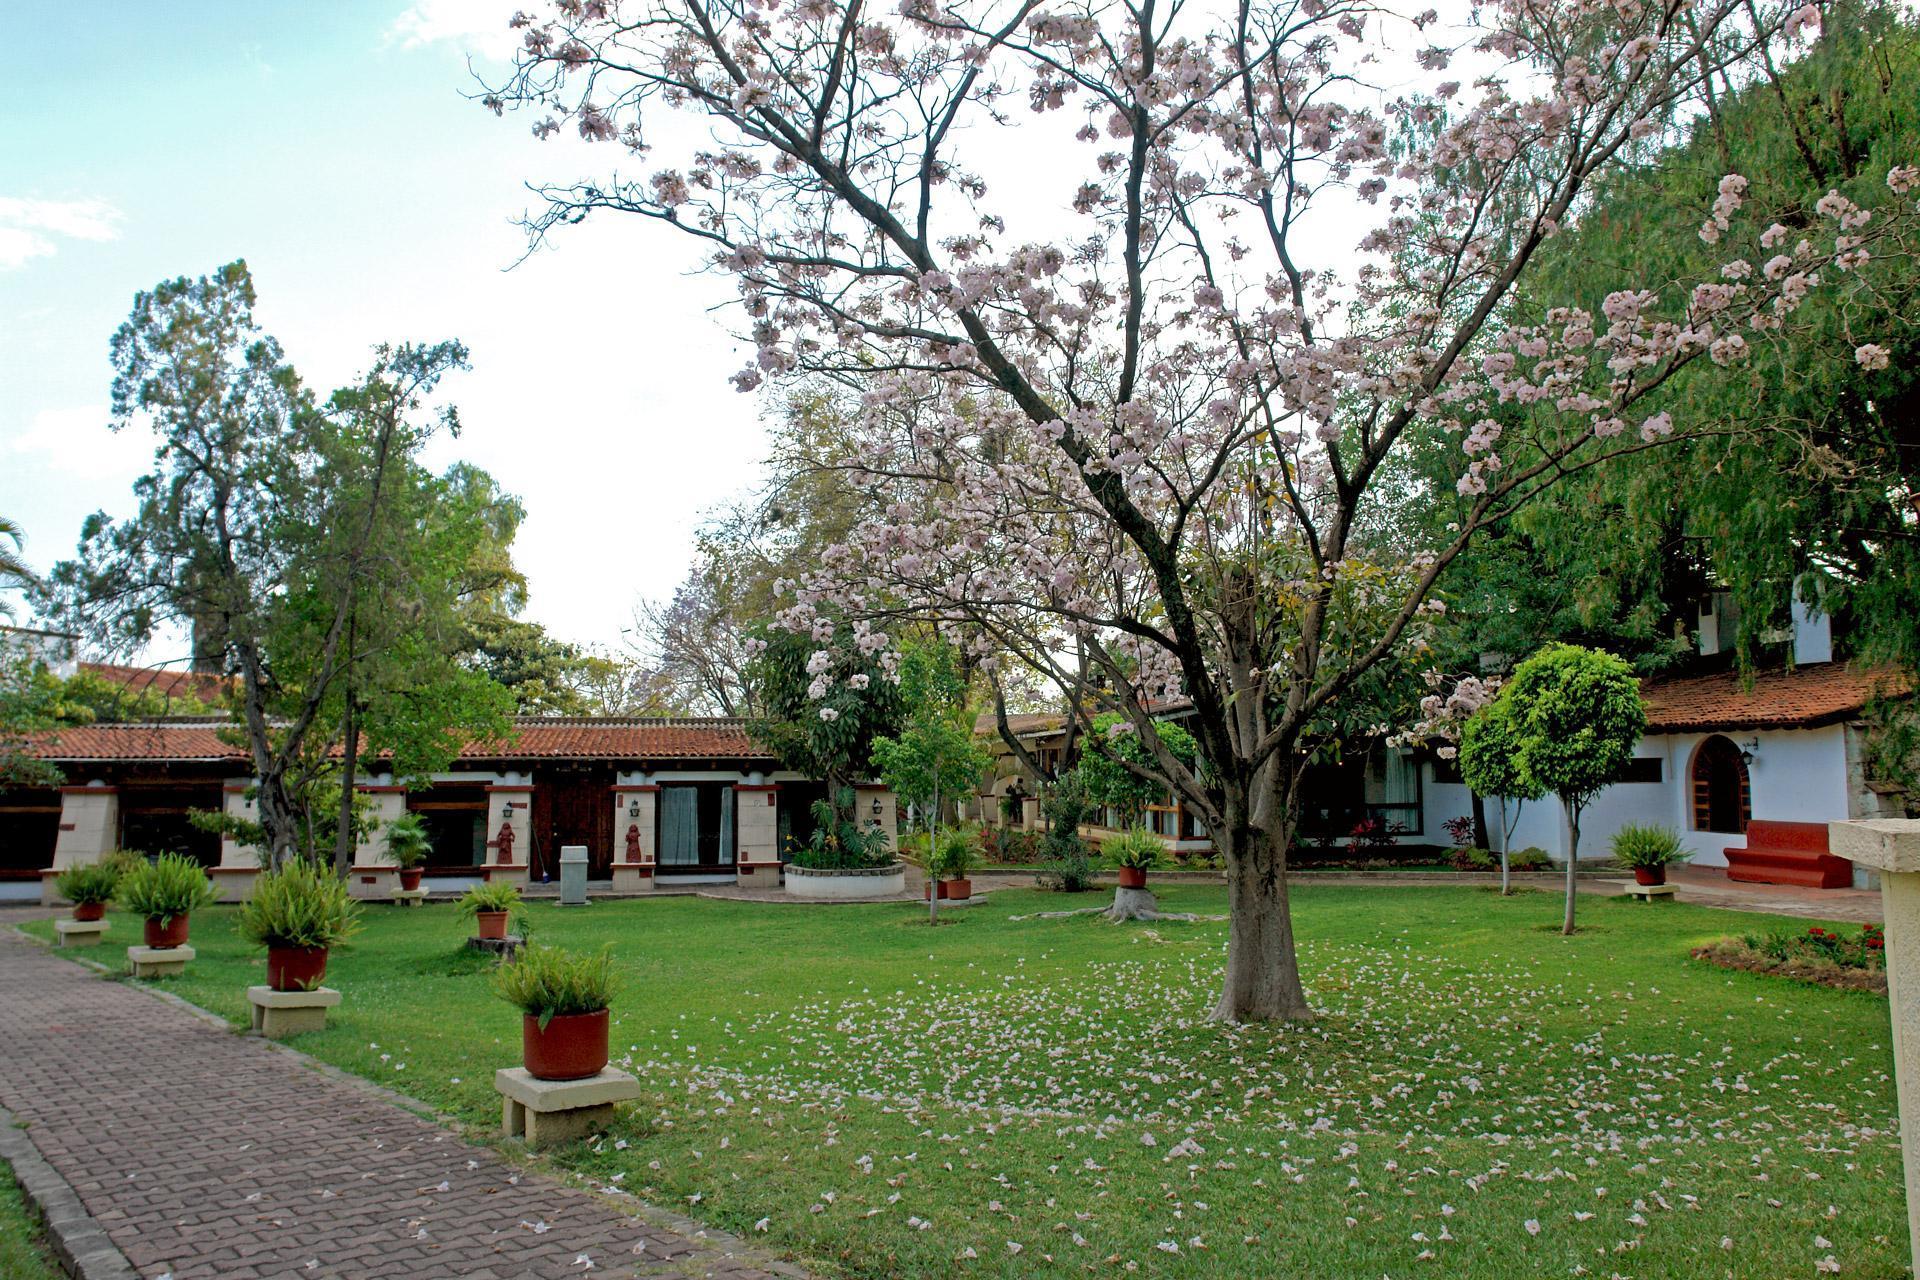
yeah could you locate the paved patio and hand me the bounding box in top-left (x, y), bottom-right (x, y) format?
top-left (1582, 863), bottom-right (1884, 923)
top-left (0, 928), bottom-right (796, 1280)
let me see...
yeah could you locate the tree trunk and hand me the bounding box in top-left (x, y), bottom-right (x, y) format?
top-left (333, 695), bottom-right (359, 877)
top-left (1562, 802), bottom-right (1581, 936)
top-left (1211, 820), bottom-right (1313, 1022)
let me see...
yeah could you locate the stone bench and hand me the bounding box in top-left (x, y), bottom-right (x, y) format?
top-left (1726, 819), bottom-right (1853, 889)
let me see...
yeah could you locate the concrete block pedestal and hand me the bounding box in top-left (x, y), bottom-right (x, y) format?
top-left (247, 985), bottom-right (342, 1038)
top-left (1622, 882), bottom-right (1676, 902)
top-left (496, 1066), bottom-right (639, 1148)
top-left (127, 944), bottom-right (194, 978)
top-left (1831, 818), bottom-right (1920, 1274)
top-left (54, 919), bottom-right (109, 948)
top-left (389, 887), bottom-right (429, 908)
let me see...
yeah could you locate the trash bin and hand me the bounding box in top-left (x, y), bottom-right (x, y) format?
top-left (559, 845), bottom-right (590, 907)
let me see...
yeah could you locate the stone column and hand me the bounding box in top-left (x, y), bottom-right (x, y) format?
top-left (734, 783), bottom-right (781, 885)
top-left (348, 786), bottom-right (411, 899)
top-left (855, 785), bottom-right (899, 855)
top-left (43, 784), bottom-right (118, 905)
top-left (1021, 796), bottom-right (1041, 831)
top-left (610, 784), bottom-right (657, 893)
top-left (209, 780), bottom-right (264, 903)
top-left (1831, 817), bottom-right (1920, 1272)
top-left (484, 782), bottom-right (533, 883)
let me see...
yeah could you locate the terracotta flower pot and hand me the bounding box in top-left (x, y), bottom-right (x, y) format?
top-left (475, 910), bottom-right (509, 941)
top-left (398, 867), bottom-right (424, 892)
top-left (523, 1009), bottom-right (610, 1081)
top-left (266, 945), bottom-right (329, 992)
top-left (144, 915), bottom-right (190, 949)
top-left (72, 902), bottom-right (106, 923)
top-left (945, 877), bottom-right (973, 901)
top-left (1117, 866), bottom-right (1148, 890)
top-left (1633, 865), bottom-right (1666, 887)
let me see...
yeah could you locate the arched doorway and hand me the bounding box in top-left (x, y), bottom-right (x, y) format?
top-left (1690, 735), bottom-right (1750, 834)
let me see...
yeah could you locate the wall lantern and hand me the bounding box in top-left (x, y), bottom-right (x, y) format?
top-left (1740, 736), bottom-right (1760, 767)
top-left (871, 797), bottom-right (883, 817)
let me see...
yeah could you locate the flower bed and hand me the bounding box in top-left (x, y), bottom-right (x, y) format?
top-left (1692, 923), bottom-right (1887, 994)
top-left (784, 862), bottom-right (907, 899)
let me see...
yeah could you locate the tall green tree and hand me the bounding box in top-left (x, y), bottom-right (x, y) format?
top-left (0, 517), bottom-right (35, 619)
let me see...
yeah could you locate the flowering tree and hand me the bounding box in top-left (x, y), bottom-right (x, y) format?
top-left (487, 0), bottom-right (1917, 1020)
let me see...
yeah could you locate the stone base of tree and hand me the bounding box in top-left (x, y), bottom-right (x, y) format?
top-left (54, 919), bottom-right (109, 948)
top-left (389, 887), bottom-right (429, 908)
top-left (127, 945), bottom-right (194, 979)
top-left (467, 934), bottom-right (526, 958)
top-left (1104, 886), bottom-right (1161, 921)
top-left (247, 985), bottom-right (341, 1038)
top-left (496, 1067), bottom-right (640, 1149)
top-left (784, 863), bottom-right (907, 900)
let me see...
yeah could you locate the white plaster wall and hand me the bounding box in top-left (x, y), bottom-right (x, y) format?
top-left (1424, 725), bottom-right (1856, 866)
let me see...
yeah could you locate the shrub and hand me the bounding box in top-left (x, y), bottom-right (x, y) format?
top-left (238, 860), bottom-right (361, 950)
top-left (1610, 822), bottom-right (1690, 869)
top-left (459, 880), bottom-right (523, 915)
top-left (931, 827), bottom-right (977, 879)
top-left (1036, 782), bottom-right (1098, 892)
top-left (116, 852), bottom-right (216, 924)
top-left (1441, 815), bottom-right (1476, 847)
top-left (54, 854), bottom-right (134, 906)
top-left (1735, 923), bottom-right (1884, 970)
top-left (1449, 846), bottom-right (1496, 871)
top-left (981, 826), bottom-right (1044, 865)
top-left (1507, 847), bottom-right (1551, 871)
top-left (1103, 826), bottom-right (1165, 871)
top-left (789, 793), bottom-right (895, 869)
top-left (383, 812), bottom-right (433, 870)
top-left (493, 944), bottom-right (618, 1028)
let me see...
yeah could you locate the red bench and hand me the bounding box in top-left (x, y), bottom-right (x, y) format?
top-left (1724, 819), bottom-right (1852, 889)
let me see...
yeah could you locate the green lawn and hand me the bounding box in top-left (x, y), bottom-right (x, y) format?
top-left (0, 1160), bottom-right (59, 1280)
top-left (25, 887), bottom-right (1908, 1278)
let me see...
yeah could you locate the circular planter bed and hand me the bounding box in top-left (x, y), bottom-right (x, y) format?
top-left (523, 1009), bottom-right (610, 1080)
top-left (1692, 939), bottom-right (1887, 994)
top-left (785, 863), bottom-right (908, 900)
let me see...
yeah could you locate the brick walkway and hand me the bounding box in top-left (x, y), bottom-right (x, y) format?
top-left (0, 929), bottom-right (793, 1280)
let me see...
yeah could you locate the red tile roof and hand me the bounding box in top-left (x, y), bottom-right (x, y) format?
top-left (78, 662), bottom-right (235, 705)
top-left (24, 718), bottom-right (772, 764)
top-left (1639, 662), bottom-right (1907, 733)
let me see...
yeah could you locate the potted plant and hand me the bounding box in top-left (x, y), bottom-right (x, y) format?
top-left (1104, 826), bottom-right (1165, 889)
top-left (926, 827), bottom-right (976, 901)
top-left (116, 852), bottom-right (217, 948)
top-left (237, 859), bottom-right (362, 991)
top-left (53, 853), bottom-right (133, 922)
top-left (1611, 822), bottom-right (1690, 886)
top-left (459, 880), bottom-right (523, 940)
top-left (493, 944), bottom-right (618, 1080)
top-left (384, 812), bottom-right (432, 891)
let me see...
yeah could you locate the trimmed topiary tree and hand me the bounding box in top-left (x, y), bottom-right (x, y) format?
top-left (1491, 643), bottom-right (1646, 935)
top-left (1458, 699), bottom-right (1547, 897)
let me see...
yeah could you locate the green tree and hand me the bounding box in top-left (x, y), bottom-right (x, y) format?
top-left (1492, 645), bottom-right (1646, 935)
top-left (0, 516), bottom-right (35, 619)
top-left (1458, 698), bottom-right (1549, 896)
top-left (1073, 713), bottom-right (1199, 827)
top-left (869, 644), bottom-right (989, 922)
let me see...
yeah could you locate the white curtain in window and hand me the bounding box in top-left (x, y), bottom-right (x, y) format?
top-left (661, 787), bottom-right (698, 865)
top-left (719, 787), bottom-right (735, 864)
top-left (1383, 750), bottom-right (1419, 807)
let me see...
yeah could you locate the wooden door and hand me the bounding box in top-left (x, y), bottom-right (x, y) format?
top-left (533, 769), bottom-right (615, 879)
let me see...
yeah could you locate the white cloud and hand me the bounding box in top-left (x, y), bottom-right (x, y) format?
top-left (385, 0), bottom-right (522, 59)
top-left (9, 406), bottom-right (151, 480)
top-left (0, 197), bottom-right (122, 269)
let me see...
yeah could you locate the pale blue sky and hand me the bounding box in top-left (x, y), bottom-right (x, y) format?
top-left (1, 2), bottom-right (761, 662)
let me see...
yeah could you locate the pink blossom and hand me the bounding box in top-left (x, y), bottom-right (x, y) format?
top-left (1855, 344), bottom-right (1891, 371)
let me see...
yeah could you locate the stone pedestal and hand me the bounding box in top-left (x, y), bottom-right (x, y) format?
top-left (127, 944), bottom-right (194, 978)
top-left (609, 864), bottom-right (654, 894)
top-left (247, 985), bottom-right (342, 1037)
top-left (1831, 818), bottom-right (1920, 1273)
top-left (389, 887), bottom-right (429, 908)
top-left (1622, 882), bottom-right (1676, 902)
top-left (54, 919), bottom-right (109, 948)
top-left (495, 1066), bottom-right (640, 1148)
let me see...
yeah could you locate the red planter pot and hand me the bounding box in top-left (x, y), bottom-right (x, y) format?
top-left (398, 868), bottom-right (424, 892)
top-left (523, 1009), bottom-right (610, 1081)
top-left (944, 877), bottom-right (972, 901)
top-left (1632, 865), bottom-right (1667, 887)
top-left (1116, 866), bottom-right (1148, 890)
top-left (144, 915), bottom-right (190, 949)
top-left (266, 945), bottom-right (330, 992)
top-left (72, 902), bottom-right (106, 923)
top-left (475, 910), bottom-right (509, 941)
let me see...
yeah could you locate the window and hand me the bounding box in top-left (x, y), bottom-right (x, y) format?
top-left (657, 783), bottom-right (738, 868)
top-left (1614, 757), bottom-right (1663, 784)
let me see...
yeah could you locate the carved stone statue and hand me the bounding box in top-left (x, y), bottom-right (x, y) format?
top-left (624, 823), bottom-right (642, 862)
top-left (495, 818), bottom-right (516, 865)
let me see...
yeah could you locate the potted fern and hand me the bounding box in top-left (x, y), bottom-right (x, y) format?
top-left (53, 853), bottom-right (133, 922)
top-left (926, 827), bottom-right (976, 901)
top-left (1612, 823), bottom-right (1690, 886)
top-left (459, 880), bottom-right (523, 940)
top-left (1104, 826), bottom-right (1165, 889)
top-left (238, 860), bottom-right (362, 990)
top-left (117, 852), bottom-right (217, 948)
top-left (494, 944), bottom-right (618, 1080)
top-left (384, 812), bottom-right (432, 891)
